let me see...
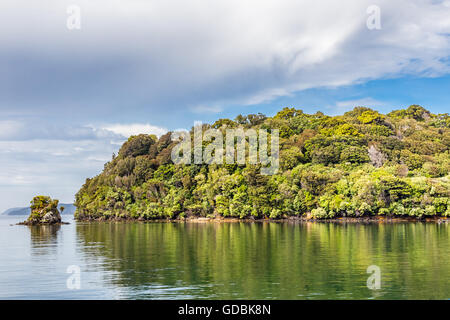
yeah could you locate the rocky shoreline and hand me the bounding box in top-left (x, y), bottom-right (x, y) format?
top-left (75, 215), bottom-right (449, 224)
top-left (17, 220), bottom-right (70, 226)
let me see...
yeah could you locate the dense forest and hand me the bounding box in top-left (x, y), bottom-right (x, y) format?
top-left (75, 105), bottom-right (449, 220)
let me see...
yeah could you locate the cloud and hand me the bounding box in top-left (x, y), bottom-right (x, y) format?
top-left (0, 137), bottom-right (119, 211)
top-left (0, 0), bottom-right (449, 117)
top-left (0, 119), bottom-right (168, 211)
top-left (334, 97), bottom-right (387, 112)
top-left (101, 123), bottom-right (168, 137)
top-left (190, 105), bottom-right (223, 114)
top-left (0, 120), bottom-right (22, 138)
top-left (321, 97), bottom-right (393, 115)
top-left (0, 119), bottom-right (168, 141)
top-left (0, 120), bottom-right (121, 141)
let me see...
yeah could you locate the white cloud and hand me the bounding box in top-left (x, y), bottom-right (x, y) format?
top-left (322, 97), bottom-right (393, 115)
top-left (0, 120), bottom-right (121, 141)
top-left (0, 120), bottom-right (168, 211)
top-left (335, 97), bottom-right (387, 111)
top-left (0, 0), bottom-right (449, 113)
top-left (190, 105), bottom-right (223, 114)
top-left (0, 119), bottom-right (167, 142)
top-left (101, 123), bottom-right (168, 138)
top-left (0, 120), bottom-right (23, 139)
top-left (0, 138), bottom-right (119, 211)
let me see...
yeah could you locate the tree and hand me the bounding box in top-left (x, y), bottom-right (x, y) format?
top-left (119, 134), bottom-right (156, 158)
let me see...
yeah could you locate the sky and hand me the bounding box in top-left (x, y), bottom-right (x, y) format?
top-left (0, 0), bottom-right (450, 212)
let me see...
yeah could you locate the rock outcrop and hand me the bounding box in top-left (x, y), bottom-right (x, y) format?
top-left (18, 196), bottom-right (67, 225)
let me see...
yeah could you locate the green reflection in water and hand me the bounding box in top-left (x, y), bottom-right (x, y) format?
top-left (75, 222), bottom-right (450, 299)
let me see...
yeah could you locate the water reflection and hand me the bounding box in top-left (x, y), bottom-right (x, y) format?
top-left (75, 221), bottom-right (450, 299)
top-left (29, 224), bottom-right (61, 257)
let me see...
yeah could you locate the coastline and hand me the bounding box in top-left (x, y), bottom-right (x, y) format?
top-left (16, 221), bottom-right (70, 226)
top-left (74, 215), bottom-right (449, 224)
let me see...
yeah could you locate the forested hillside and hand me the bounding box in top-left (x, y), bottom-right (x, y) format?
top-left (75, 105), bottom-right (449, 220)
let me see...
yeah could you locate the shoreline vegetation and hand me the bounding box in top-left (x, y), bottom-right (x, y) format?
top-left (75, 105), bottom-right (449, 222)
top-left (76, 215), bottom-right (449, 224)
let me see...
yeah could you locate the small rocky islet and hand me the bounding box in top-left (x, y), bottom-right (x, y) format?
top-left (18, 196), bottom-right (69, 225)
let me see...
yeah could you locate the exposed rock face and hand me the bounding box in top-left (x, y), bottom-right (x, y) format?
top-left (41, 211), bottom-right (62, 224)
top-left (368, 145), bottom-right (386, 168)
top-left (18, 196), bottom-right (65, 225)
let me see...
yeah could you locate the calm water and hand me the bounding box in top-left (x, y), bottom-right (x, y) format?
top-left (0, 215), bottom-right (449, 299)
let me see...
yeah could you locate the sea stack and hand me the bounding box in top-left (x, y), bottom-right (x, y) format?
top-left (19, 196), bottom-right (64, 225)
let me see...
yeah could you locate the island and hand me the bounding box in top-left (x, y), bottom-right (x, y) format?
top-left (74, 105), bottom-right (449, 222)
top-left (18, 196), bottom-right (69, 225)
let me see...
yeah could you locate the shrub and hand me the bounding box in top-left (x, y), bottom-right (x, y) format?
top-left (311, 207), bottom-right (328, 219)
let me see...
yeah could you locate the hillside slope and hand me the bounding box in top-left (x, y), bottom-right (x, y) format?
top-left (75, 105), bottom-right (449, 220)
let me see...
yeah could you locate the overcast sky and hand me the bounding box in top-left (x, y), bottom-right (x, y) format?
top-left (1, 0), bottom-right (450, 212)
